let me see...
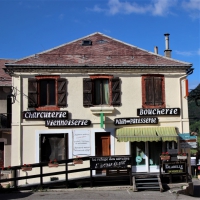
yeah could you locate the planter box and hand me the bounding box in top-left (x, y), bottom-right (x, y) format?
top-left (160, 156), bottom-right (170, 161)
top-left (177, 156), bottom-right (187, 160)
top-left (73, 160), bottom-right (83, 164)
top-left (1, 170), bottom-right (12, 174)
top-left (21, 167), bottom-right (32, 171)
top-left (48, 163), bottom-right (59, 168)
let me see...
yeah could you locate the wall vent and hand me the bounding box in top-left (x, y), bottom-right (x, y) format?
top-left (82, 40), bottom-right (92, 46)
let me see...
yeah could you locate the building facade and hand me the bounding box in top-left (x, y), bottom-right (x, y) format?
top-left (0, 59), bottom-right (13, 171)
top-left (4, 33), bottom-right (192, 183)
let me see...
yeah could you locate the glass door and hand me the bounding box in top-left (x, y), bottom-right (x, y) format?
top-left (149, 141), bottom-right (162, 172)
top-left (131, 142), bottom-right (148, 172)
top-left (131, 141), bottom-right (162, 173)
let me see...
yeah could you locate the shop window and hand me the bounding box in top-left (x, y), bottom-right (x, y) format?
top-left (40, 134), bottom-right (68, 162)
top-left (28, 76), bottom-right (67, 109)
top-left (142, 75), bottom-right (165, 108)
top-left (83, 75), bottom-right (121, 107)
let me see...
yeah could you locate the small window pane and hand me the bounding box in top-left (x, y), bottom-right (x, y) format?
top-left (39, 79), bottom-right (55, 106)
top-left (94, 79), bottom-right (109, 105)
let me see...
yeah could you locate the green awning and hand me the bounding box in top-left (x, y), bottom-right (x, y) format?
top-left (156, 127), bottom-right (178, 142)
top-left (116, 127), bottom-right (178, 142)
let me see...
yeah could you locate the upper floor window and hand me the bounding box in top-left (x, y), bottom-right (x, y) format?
top-left (40, 79), bottom-right (55, 106)
top-left (94, 79), bottom-right (109, 105)
top-left (28, 76), bottom-right (67, 109)
top-left (83, 75), bottom-right (121, 107)
top-left (142, 75), bottom-right (165, 108)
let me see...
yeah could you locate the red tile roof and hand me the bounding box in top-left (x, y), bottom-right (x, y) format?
top-left (6, 32), bottom-right (192, 67)
top-left (0, 59), bottom-right (13, 86)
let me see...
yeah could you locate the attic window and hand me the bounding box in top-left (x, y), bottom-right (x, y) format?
top-left (82, 40), bottom-right (92, 46)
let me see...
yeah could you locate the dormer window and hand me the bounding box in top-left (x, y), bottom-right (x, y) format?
top-left (82, 40), bottom-right (92, 46)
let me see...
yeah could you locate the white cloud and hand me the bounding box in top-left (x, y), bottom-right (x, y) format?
top-left (89, 0), bottom-right (178, 16)
top-left (175, 48), bottom-right (200, 56)
top-left (152, 0), bottom-right (177, 16)
top-left (182, 0), bottom-right (200, 19)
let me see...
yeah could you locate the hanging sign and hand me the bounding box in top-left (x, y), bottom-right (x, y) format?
top-left (137, 108), bottom-right (180, 116)
top-left (114, 117), bottom-right (158, 125)
top-left (45, 119), bottom-right (91, 127)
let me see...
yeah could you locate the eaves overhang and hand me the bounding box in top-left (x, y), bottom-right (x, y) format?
top-left (4, 63), bottom-right (192, 75)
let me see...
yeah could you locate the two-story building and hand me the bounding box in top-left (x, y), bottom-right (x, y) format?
top-left (4, 32), bottom-right (192, 184)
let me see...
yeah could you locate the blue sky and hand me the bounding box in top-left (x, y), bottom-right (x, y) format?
top-left (0, 0), bottom-right (199, 89)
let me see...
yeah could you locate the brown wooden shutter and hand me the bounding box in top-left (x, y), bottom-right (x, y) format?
top-left (111, 77), bottom-right (121, 106)
top-left (154, 77), bottom-right (163, 105)
top-left (83, 78), bottom-right (93, 107)
top-left (57, 78), bottom-right (67, 107)
top-left (145, 77), bottom-right (154, 105)
top-left (28, 78), bottom-right (38, 108)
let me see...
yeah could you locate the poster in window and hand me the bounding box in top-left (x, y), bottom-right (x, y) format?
top-left (73, 130), bottom-right (91, 155)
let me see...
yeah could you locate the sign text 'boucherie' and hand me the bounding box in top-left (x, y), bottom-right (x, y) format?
top-left (45, 119), bottom-right (91, 127)
top-left (137, 108), bottom-right (180, 116)
top-left (23, 111), bottom-right (68, 119)
top-left (114, 117), bottom-right (158, 125)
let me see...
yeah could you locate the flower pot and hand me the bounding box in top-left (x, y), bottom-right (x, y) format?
top-left (48, 163), bottom-right (59, 167)
top-left (21, 167), bottom-right (32, 171)
top-left (177, 155), bottom-right (187, 160)
top-left (73, 160), bottom-right (83, 164)
top-left (1, 170), bottom-right (12, 174)
top-left (160, 156), bottom-right (170, 161)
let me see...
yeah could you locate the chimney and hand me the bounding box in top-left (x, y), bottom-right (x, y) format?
top-left (164, 33), bottom-right (172, 58)
top-left (154, 46), bottom-right (158, 54)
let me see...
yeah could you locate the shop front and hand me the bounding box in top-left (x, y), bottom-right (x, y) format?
top-left (116, 127), bottom-right (178, 173)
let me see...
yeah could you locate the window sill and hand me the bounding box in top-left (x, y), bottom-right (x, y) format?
top-left (36, 106), bottom-right (60, 111)
top-left (90, 106), bottom-right (114, 114)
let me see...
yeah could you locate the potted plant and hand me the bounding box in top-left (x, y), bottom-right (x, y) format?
top-left (0, 166), bottom-right (12, 174)
top-left (177, 152), bottom-right (187, 160)
top-left (21, 164), bottom-right (32, 171)
top-left (48, 159), bottom-right (59, 167)
top-left (160, 152), bottom-right (170, 161)
top-left (73, 156), bottom-right (83, 164)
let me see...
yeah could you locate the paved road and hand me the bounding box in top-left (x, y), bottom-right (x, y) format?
top-left (0, 187), bottom-right (198, 200)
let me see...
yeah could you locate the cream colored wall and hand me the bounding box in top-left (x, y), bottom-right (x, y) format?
top-left (10, 72), bottom-right (190, 182)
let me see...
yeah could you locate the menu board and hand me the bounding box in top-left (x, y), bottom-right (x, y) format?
top-left (73, 130), bottom-right (90, 155)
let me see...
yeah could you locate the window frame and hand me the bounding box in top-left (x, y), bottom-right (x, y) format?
top-left (142, 74), bottom-right (165, 108)
top-left (83, 75), bottom-right (121, 107)
top-left (28, 75), bottom-right (67, 110)
top-left (39, 133), bottom-right (68, 162)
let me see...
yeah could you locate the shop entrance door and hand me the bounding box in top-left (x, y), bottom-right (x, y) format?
top-left (95, 132), bottom-right (110, 174)
top-left (95, 132), bottom-right (110, 156)
top-left (131, 141), bottom-right (162, 173)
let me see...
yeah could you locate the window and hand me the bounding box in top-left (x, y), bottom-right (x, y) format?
top-left (40, 79), bottom-right (55, 106)
top-left (40, 134), bottom-right (68, 162)
top-left (94, 79), bottom-right (109, 105)
top-left (28, 76), bottom-right (67, 109)
top-left (142, 75), bottom-right (165, 108)
top-left (83, 75), bottom-right (121, 107)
